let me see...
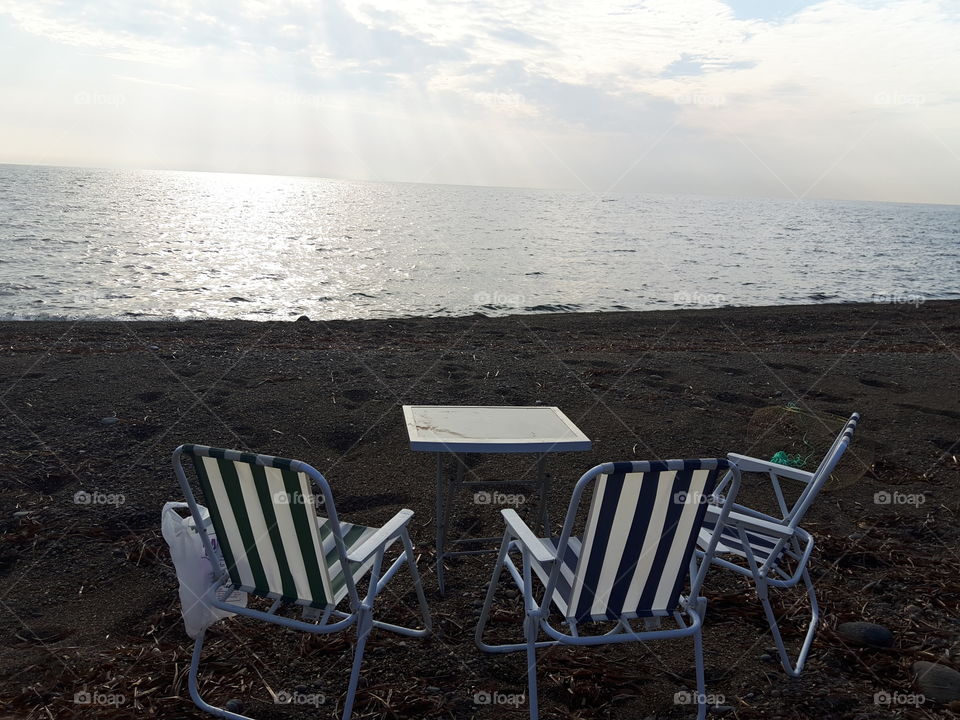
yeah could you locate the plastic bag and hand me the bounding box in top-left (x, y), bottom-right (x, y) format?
top-left (161, 502), bottom-right (247, 638)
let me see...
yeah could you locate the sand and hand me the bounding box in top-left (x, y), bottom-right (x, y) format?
top-left (1, 300), bottom-right (958, 718)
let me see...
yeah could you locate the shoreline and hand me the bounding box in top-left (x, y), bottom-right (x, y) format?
top-left (1, 296), bottom-right (955, 327)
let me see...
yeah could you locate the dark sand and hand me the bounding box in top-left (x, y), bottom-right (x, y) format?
top-left (1, 300), bottom-right (958, 719)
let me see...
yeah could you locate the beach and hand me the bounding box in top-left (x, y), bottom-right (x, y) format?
top-left (1, 299), bottom-right (958, 719)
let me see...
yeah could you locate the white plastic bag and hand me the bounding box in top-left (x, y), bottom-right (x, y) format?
top-left (161, 502), bottom-right (247, 638)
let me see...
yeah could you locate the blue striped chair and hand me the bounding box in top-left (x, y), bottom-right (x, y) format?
top-left (697, 412), bottom-right (860, 676)
top-left (172, 444), bottom-right (431, 720)
top-left (475, 458), bottom-right (741, 720)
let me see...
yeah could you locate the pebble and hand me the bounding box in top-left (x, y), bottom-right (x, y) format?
top-left (913, 661), bottom-right (960, 703)
top-left (760, 653), bottom-right (775, 663)
top-left (224, 698), bottom-right (243, 712)
top-left (837, 621), bottom-right (894, 648)
top-left (100, 417), bottom-right (119, 425)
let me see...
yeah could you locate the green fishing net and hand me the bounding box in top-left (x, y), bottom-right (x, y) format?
top-left (746, 403), bottom-right (874, 489)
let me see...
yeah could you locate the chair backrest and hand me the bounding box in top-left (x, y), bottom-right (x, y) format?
top-left (173, 444), bottom-right (351, 608)
top-left (547, 458), bottom-right (737, 623)
top-left (788, 412), bottom-right (859, 527)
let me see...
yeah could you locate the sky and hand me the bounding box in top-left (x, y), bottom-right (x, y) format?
top-left (0, 0), bottom-right (958, 204)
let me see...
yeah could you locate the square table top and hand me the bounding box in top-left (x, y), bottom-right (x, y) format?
top-left (402, 405), bottom-right (591, 453)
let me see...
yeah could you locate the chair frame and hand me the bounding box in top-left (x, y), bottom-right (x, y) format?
top-left (475, 458), bottom-right (741, 720)
top-left (700, 413), bottom-right (859, 676)
top-left (172, 444), bottom-right (431, 720)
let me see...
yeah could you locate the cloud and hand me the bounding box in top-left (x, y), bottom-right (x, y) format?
top-left (0, 0), bottom-right (958, 203)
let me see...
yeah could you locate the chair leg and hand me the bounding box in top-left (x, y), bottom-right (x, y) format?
top-left (475, 535), bottom-right (511, 649)
top-left (758, 570), bottom-right (820, 677)
top-left (524, 612), bottom-right (540, 720)
top-left (342, 607), bottom-right (373, 720)
top-left (693, 624), bottom-right (707, 720)
top-left (188, 628), bottom-right (254, 720)
top-left (402, 530), bottom-right (432, 634)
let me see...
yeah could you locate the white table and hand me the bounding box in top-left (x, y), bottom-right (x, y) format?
top-left (402, 405), bottom-right (591, 593)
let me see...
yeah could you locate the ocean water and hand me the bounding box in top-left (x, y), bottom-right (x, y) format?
top-left (1, 163), bottom-right (957, 321)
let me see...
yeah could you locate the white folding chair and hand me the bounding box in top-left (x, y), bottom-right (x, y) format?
top-left (172, 444), bottom-right (431, 720)
top-left (699, 413), bottom-right (859, 676)
top-left (476, 458), bottom-right (741, 720)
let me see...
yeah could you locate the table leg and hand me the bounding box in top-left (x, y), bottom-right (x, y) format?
top-left (536, 454), bottom-right (550, 535)
top-left (434, 453), bottom-right (446, 595)
top-left (446, 455), bottom-right (465, 537)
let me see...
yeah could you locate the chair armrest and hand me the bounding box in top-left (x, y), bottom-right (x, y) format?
top-left (347, 509), bottom-right (414, 563)
top-left (501, 509), bottom-right (555, 564)
top-left (705, 504), bottom-right (795, 540)
top-left (728, 453), bottom-right (815, 483)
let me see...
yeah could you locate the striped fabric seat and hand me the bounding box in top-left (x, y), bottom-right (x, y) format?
top-left (532, 460), bottom-right (724, 623)
top-left (185, 445), bottom-right (390, 608)
top-left (697, 515), bottom-right (784, 566)
top-left (529, 536), bottom-right (580, 616)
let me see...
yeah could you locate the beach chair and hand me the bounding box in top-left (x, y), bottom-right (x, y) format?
top-left (172, 444), bottom-right (431, 720)
top-left (475, 458), bottom-right (741, 720)
top-left (698, 413), bottom-right (859, 676)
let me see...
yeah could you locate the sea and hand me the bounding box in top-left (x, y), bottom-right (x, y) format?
top-left (1, 163), bottom-right (957, 321)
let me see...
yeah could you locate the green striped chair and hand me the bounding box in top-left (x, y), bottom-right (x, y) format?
top-left (173, 444), bottom-right (431, 720)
